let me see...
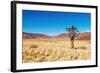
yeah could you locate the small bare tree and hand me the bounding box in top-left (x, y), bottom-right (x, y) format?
top-left (66, 25), bottom-right (79, 49)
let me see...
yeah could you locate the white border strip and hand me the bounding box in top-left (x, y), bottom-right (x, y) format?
top-left (16, 3), bottom-right (96, 70)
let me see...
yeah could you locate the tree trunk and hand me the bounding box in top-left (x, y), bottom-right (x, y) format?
top-left (71, 40), bottom-right (74, 49)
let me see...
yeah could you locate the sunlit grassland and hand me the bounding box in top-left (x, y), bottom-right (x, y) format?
top-left (22, 38), bottom-right (91, 63)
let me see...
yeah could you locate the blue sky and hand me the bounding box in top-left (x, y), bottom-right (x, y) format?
top-left (22, 10), bottom-right (91, 36)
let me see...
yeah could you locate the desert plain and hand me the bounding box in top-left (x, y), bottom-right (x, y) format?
top-left (22, 32), bottom-right (91, 63)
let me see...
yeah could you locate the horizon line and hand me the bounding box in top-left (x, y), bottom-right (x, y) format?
top-left (23, 31), bottom-right (91, 36)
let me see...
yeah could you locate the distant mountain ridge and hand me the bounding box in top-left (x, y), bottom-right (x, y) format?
top-left (23, 32), bottom-right (51, 39)
top-left (23, 32), bottom-right (91, 40)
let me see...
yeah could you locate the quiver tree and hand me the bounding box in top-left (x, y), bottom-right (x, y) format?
top-left (66, 25), bottom-right (79, 49)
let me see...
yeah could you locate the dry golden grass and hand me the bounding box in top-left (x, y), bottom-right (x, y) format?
top-left (22, 38), bottom-right (91, 63)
